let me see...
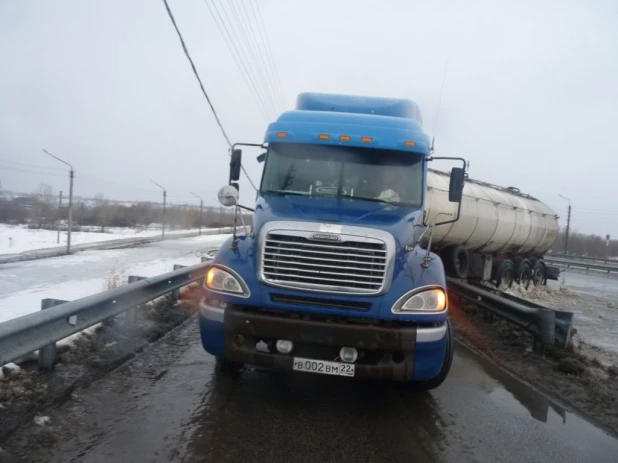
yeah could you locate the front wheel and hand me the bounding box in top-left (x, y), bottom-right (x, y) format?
top-left (215, 356), bottom-right (244, 374)
top-left (408, 319), bottom-right (454, 391)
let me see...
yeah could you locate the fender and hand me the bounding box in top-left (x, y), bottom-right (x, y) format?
top-left (207, 234), bottom-right (262, 307)
top-left (377, 249), bottom-right (448, 323)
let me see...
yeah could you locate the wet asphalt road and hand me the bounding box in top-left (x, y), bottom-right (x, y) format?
top-left (17, 320), bottom-right (618, 463)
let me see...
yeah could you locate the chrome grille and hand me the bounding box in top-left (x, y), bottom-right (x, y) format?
top-left (261, 232), bottom-right (388, 294)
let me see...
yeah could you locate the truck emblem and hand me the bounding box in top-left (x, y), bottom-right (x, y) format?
top-left (310, 233), bottom-right (341, 242)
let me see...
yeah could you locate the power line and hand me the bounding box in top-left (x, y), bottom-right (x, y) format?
top-left (0, 165), bottom-right (67, 178)
top-left (212, 0), bottom-right (276, 119)
top-left (228, 0), bottom-right (279, 116)
top-left (161, 0), bottom-right (257, 191)
top-left (162, 0), bottom-right (232, 146)
top-left (253, 0), bottom-right (285, 111)
top-left (0, 158), bottom-right (66, 172)
top-left (203, 0), bottom-right (270, 121)
top-left (238, 0), bottom-right (284, 111)
top-left (249, 0), bottom-right (285, 110)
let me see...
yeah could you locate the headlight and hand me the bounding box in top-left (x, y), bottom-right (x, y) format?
top-left (392, 287), bottom-right (447, 313)
top-left (205, 266), bottom-right (249, 296)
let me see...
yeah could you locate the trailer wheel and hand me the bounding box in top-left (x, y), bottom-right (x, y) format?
top-left (443, 245), bottom-right (470, 279)
top-left (493, 259), bottom-right (514, 290)
top-left (532, 260), bottom-right (547, 286)
top-left (514, 259), bottom-right (532, 290)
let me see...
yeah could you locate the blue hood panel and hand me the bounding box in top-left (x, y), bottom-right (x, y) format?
top-left (253, 194), bottom-right (422, 248)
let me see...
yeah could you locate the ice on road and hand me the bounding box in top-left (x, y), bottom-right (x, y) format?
top-left (0, 224), bottom-right (202, 255)
top-left (0, 233), bottom-right (230, 324)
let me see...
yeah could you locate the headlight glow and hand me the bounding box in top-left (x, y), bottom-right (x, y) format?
top-left (396, 288), bottom-right (447, 313)
top-left (205, 267), bottom-right (246, 295)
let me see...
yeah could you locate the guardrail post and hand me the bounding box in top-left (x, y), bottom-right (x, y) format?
top-left (172, 265), bottom-right (187, 300)
top-left (125, 276), bottom-right (146, 324)
top-left (532, 309), bottom-right (556, 354)
top-left (38, 298), bottom-right (69, 370)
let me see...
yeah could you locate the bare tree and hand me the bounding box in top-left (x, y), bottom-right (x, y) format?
top-left (34, 182), bottom-right (55, 204)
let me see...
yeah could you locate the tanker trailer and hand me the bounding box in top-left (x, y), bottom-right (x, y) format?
top-left (424, 169), bottom-right (560, 289)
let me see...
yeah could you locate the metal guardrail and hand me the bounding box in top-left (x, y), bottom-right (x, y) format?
top-left (0, 260), bottom-right (212, 369)
top-left (550, 253), bottom-right (618, 264)
top-left (447, 277), bottom-right (574, 351)
top-left (544, 257), bottom-right (618, 274)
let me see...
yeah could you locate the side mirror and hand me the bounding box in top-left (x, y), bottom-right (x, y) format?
top-left (257, 152), bottom-right (266, 163)
top-left (230, 149), bottom-right (242, 182)
top-left (448, 167), bottom-right (465, 202)
top-left (218, 184), bottom-right (239, 207)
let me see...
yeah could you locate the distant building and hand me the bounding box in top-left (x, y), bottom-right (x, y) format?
top-left (10, 197), bottom-right (38, 209)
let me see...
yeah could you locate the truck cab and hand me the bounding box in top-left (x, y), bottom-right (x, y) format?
top-left (199, 92), bottom-right (466, 389)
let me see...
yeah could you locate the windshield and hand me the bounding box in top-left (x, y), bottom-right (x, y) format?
top-left (261, 142), bottom-right (424, 207)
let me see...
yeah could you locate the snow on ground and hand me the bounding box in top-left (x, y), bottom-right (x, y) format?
top-left (0, 233), bottom-right (230, 325)
top-left (0, 363), bottom-right (20, 379)
top-left (0, 224), bottom-right (204, 255)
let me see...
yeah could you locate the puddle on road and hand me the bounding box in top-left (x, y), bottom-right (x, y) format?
top-left (451, 343), bottom-right (618, 445)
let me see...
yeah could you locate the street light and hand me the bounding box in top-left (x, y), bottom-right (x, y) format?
top-left (559, 194), bottom-right (572, 255)
top-left (43, 149), bottom-right (74, 254)
top-left (190, 192), bottom-right (203, 236)
top-left (150, 179), bottom-right (167, 239)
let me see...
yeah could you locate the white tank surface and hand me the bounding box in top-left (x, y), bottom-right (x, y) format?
top-left (425, 170), bottom-right (559, 256)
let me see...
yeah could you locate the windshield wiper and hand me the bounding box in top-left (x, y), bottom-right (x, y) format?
top-left (338, 194), bottom-right (397, 205)
top-left (262, 189), bottom-right (308, 197)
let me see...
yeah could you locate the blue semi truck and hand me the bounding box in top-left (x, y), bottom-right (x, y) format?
top-left (199, 92), bottom-right (467, 389)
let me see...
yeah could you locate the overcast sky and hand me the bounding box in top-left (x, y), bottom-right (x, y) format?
top-left (1, 0), bottom-right (617, 235)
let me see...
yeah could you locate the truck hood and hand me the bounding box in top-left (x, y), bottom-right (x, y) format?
top-left (253, 193), bottom-right (422, 246)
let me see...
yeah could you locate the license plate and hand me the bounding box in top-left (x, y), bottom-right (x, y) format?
top-left (292, 357), bottom-right (355, 377)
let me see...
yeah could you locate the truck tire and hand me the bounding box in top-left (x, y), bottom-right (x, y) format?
top-left (514, 259), bottom-right (532, 290)
top-left (493, 259), bottom-right (514, 290)
top-left (442, 245), bottom-right (470, 279)
top-left (408, 319), bottom-right (453, 391)
top-left (532, 260), bottom-right (547, 286)
top-left (215, 356), bottom-right (243, 374)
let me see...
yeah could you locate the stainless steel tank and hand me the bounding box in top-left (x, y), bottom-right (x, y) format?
top-left (425, 170), bottom-right (559, 256)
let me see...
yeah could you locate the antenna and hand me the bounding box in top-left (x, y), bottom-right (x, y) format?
top-left (431, 59), bottom-right (449, 153)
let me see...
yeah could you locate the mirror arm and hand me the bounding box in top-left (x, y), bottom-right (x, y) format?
top-left (232, 142), bottom-right (267, 150)
top-left (237, 204), bottom-right (255, 212)
top-left (434, 199), bottom-right (463, 226)
top-left (427, 156), bottom-right (467, 226)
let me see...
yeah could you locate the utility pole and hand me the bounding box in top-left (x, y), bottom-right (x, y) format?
top-left (559, 194), bottom-right (571, 255)
top-left (57, 190), bottom-right (63, 244)
top-left (150, 179), bottom-right (166, 239)
top-left (190, 192), bottom-right (203, 235)
top-left (44, 149), bottom-right (74, 254)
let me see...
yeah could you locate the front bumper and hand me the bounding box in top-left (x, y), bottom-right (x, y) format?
top-left (199, 298), bottom-right (448, 381)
